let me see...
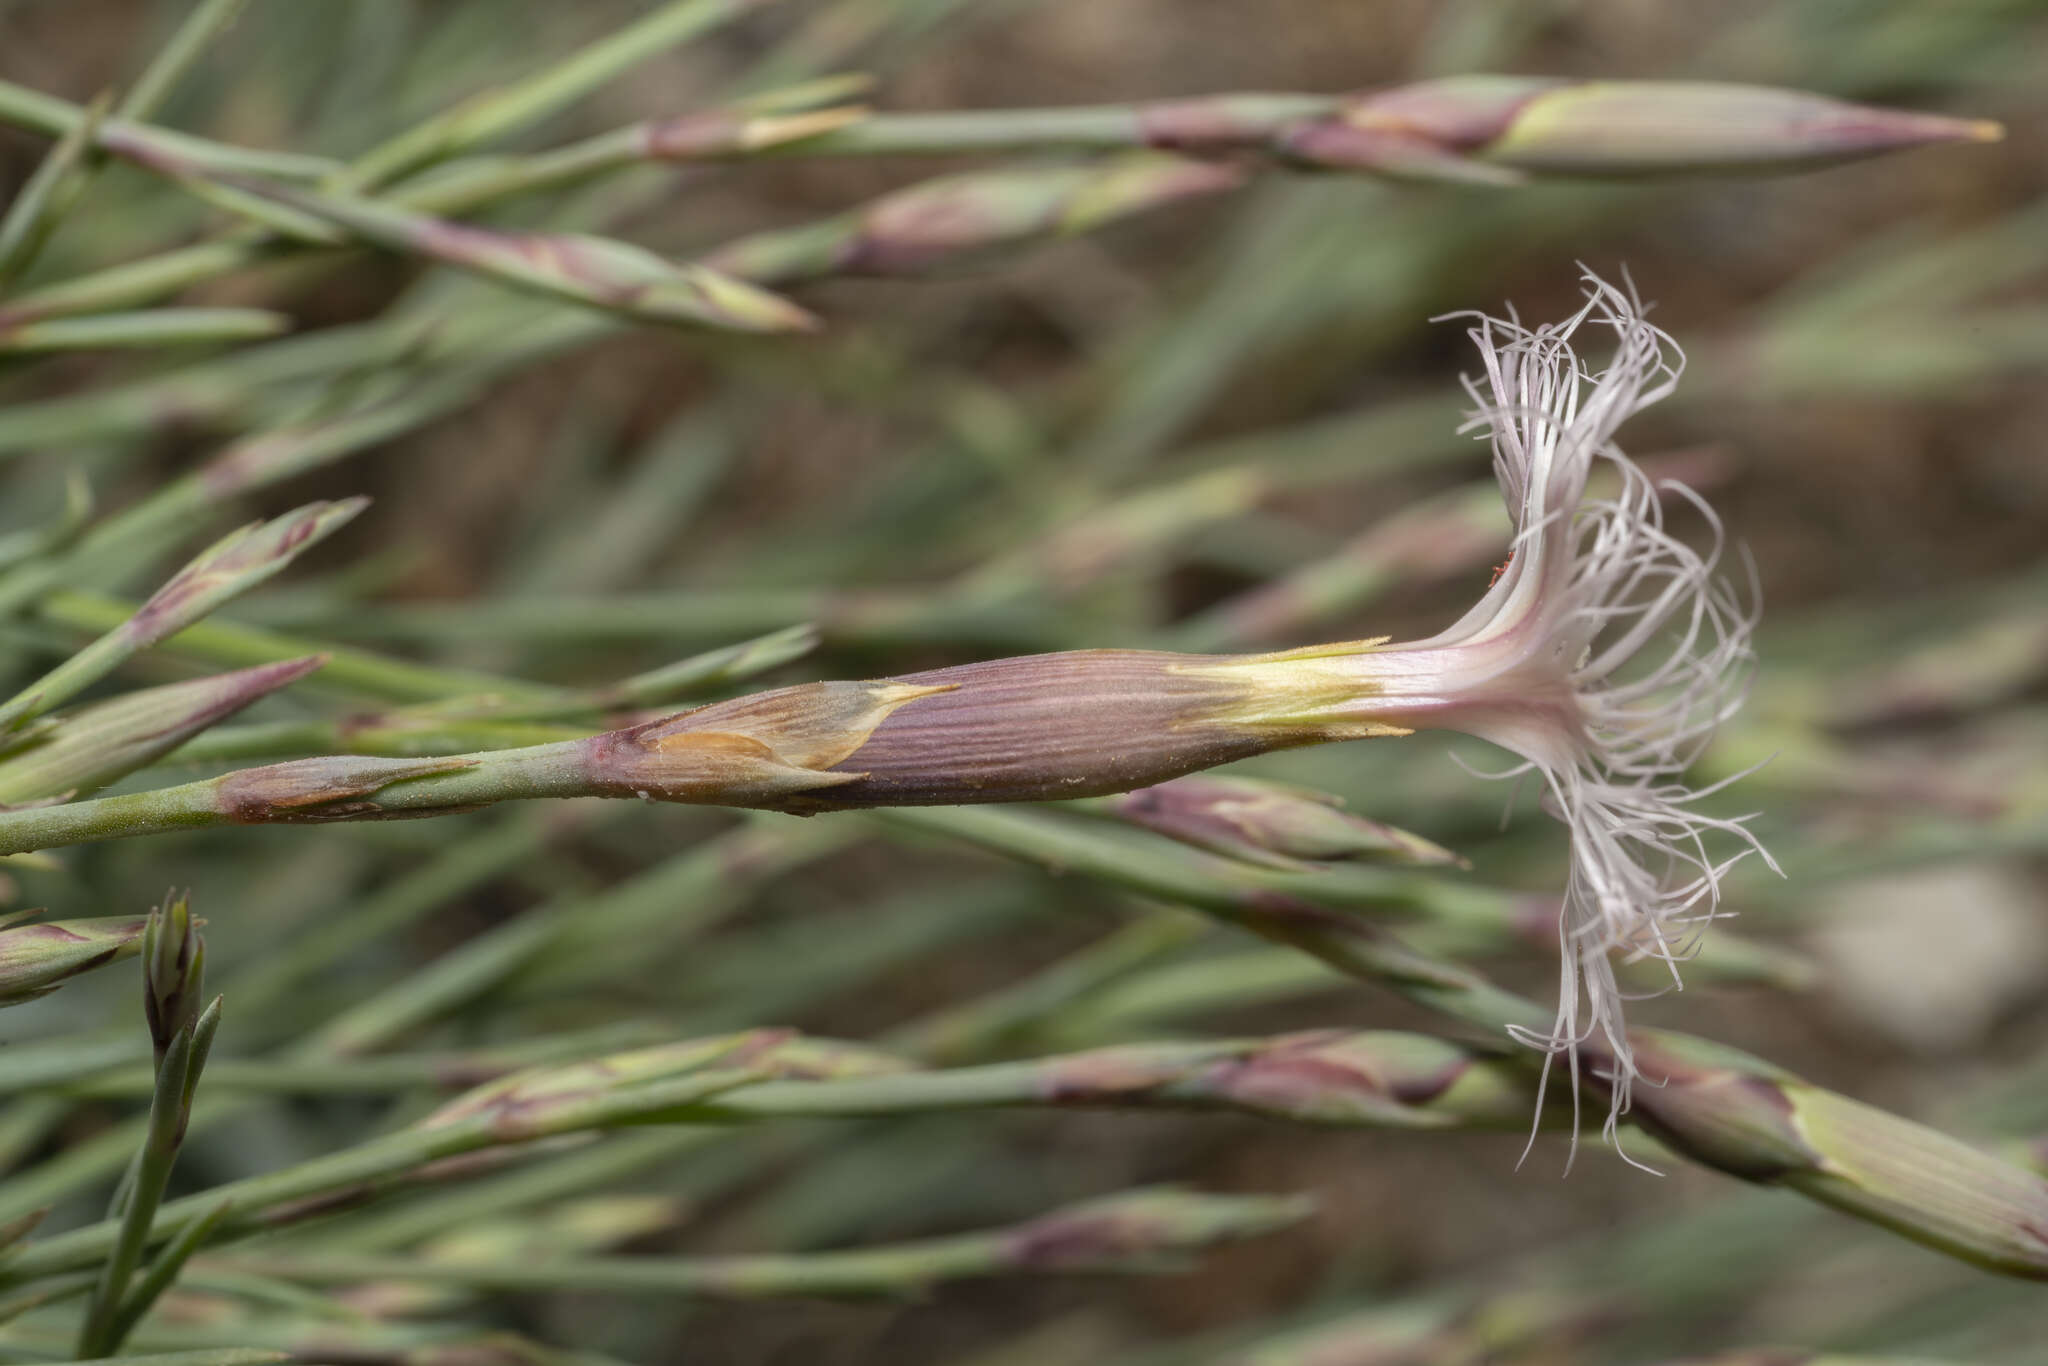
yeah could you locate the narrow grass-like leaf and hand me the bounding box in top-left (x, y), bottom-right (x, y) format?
top-left (0, 307), bottom-right (289, 354)
top-left (0, 500), bottom-right (362, 733)
top-left (0, 90), bottom-right (110, 286)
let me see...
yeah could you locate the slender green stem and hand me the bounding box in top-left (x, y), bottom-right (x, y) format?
top-left (0, 1046), bottom-right (773, 1283)
top-left (76, 1028), bottom-right (197, 1356)
top-left (773, 97), bottom-right (1334, 157)
top-left (0, 307), bottom-right (288, 354)
top-left (341, 0), bottom-right (781, 191)
top-left (203, 1188), bottom-right (1308, 1299)
top-left (118, 0), bottom-right (252, 123)
top-left (35, 591), bottom-right (560, 705)
top-left (103, 1200), bottom-right (234, 1348)
top-left (0, 78), bottom-right (337, 179)
top-left (0, 91), bottom-right (108, 286)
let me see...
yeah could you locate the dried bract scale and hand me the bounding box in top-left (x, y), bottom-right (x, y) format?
top-left (1189, 1031), bottom-right (1534, 1129)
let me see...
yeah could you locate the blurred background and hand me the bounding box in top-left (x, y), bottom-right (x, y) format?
top-left (1, 1), bottom-right (2045, 1362)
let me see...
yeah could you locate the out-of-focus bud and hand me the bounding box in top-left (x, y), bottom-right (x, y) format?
top-left (421, 1030), bottom-right (907, 1139)
top-left (1625, 1031), bottom-right (2048, 1280)
top-left (1032, 1031), bottom-right (1537, 1129)
top-left (1278, 77), bottom-right (2003, 181)
top-left (0, 502), bottom-right (357, 734)
top-left (0, 657), bottom-right (324, 804)
top-left (639, 105), bottom-right (867, 160)
top-left (1101, 774), bottom-right (1464, 870)
top-left (1000, 1187), bottom-right (1312, 1272)
top-left (177, 169), bottom-right (820, 335)
top-left (703, 154), bottom-right (1245, 285)
top-left (1223, 1291), bottom-right (1598, 1366)
top-left (130, 501), bottom-right (365, 649)
top-left (0, 915), bottom-right (146, 1006)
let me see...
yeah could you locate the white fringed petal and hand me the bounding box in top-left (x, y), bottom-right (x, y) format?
top-left (1388, 270), bottom-right (1776, 1153)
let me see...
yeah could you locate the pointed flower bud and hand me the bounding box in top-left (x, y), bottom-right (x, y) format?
top-left (704, 154), bottom-right (1244, 285)
top-left (0, 657), bottom-right (324, 804)
top-left (1100, 775), bottom-right (1463, 869)
top-left (1281, 77), bottom-right (2002, 181)
top-left (141, 893), bottom-right (204, 1061)
top-left (1000, 1187), bottom-right (1312, 1272)
top-left (143, 499), bottom-right (364, 618)
top-left (230, 176), bottom-right (821, 334)
top-left (1624, 1032), bottom-right (2048, 1279)
top-left (638, 105), bottom-right (868, 160)
top-left (420, 1030), bottom-right (906, 1139)
top-left (0, 915), bottom-right (147, 1006)
top-left (0, 501), bottom-right (357, 733)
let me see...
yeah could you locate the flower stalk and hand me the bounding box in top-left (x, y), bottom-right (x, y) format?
top-left (205, 1187), bottom-right (1310, 1299)
top-left (76, 896), bottom-right (224, 1357)
top-left (781, 77), bottom-right (2000, 178)
top-left (0, 1030), bottom-right (937, 1283)
top-left (0, 76), bottom-right (1996, 330)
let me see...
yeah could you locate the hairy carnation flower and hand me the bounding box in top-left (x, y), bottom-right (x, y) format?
top-left (1404, 270), bottom-right (1776, 1144)
top-left (1225, 269), bottom-right (1776, 1147)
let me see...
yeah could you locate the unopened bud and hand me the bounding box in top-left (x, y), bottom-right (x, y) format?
top-left (0, 503), bottom-right (355, 734)
top-left (133, 500), bottom-right (365, 649)
top-left (141, 893), bottom-right (204, 1059)
top-left (422, 1030), bottom-right (905, 1138)
top-left (0, 915), bottom-right (146, 1006)
top-left (1102, 775), bottom-right (1463, 869)
top-left (1002, 1187), bottom-right (1311, 1272)
top-left (706, 155), bottom-right (1243, 285)
top-left (0, 657), bottom-right (324, 804)
top-left (1625, 1031), bottom-right (2048, 1280)
top-left (640, 105), bottom-right (867, 160)
top-left (208, 173), bottom-right (819, 334)
top-left (580, 651), bottom-right (1360, 812)
top-left (1281, 77), bottom-right (2002, 180)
